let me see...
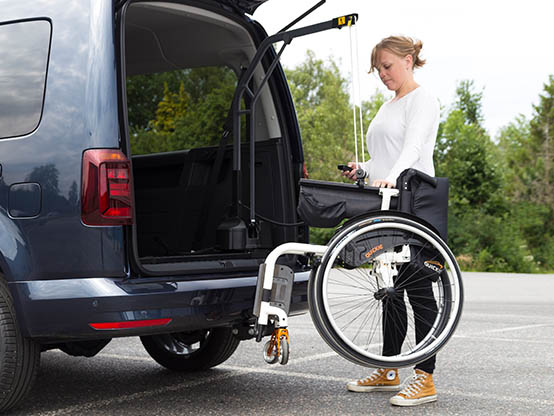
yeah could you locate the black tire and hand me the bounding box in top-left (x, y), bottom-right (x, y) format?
top-left (140, 327), bottom-right (240, 371)
top-left (0, 278), bottom-right (40, 412)
top-left (278, 336), bottom-right (289, 365)
top-left (308, 213), bottom-right (463, 368)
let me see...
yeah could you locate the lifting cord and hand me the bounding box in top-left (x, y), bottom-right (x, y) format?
top-left (347, 15), bottom-right (366, 177)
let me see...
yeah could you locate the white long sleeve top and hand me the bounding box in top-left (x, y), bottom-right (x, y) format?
top-left (361, 86), bottom-right (440, 184)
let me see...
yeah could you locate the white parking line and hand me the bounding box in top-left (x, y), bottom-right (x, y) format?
top-left (453, 322), bottom-right (554, 344)
top-left (480, 323), bottom-right (553, 334)
top-left (41, 345), bottom-right (554, 414)
top-left (39, 320), bottom-right (553, 414)
top-left (39, 370), bottom-right (245, 416)
top-left (441, 390), bottom-right (554, 407)
top-left (289, 350), bottom-right (337, 364)
top-left (220, 364), bottom-right (350, 383)
top-left (453, 334), bottom-right (554, 345)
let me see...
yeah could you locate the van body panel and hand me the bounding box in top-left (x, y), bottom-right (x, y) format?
top-left (0, 1), bottom-right (314, 410)
top-left (0, 0), bottom-right (308, 349)
top-left (0, 0), bottom-right (127, 282)
top-left (9, 271), bottom-right (309, 341)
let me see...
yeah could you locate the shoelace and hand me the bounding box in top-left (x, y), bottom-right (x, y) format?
top-left (399, 373), bottom-right (427, 397)
top-left (360, 368), bottom-right (385, 383)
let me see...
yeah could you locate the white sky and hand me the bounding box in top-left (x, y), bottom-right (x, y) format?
top-left (254, 0), bottom-right (554, 138)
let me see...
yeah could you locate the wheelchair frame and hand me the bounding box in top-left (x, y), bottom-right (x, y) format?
top-left (253, 186), bottom-right (463, 367)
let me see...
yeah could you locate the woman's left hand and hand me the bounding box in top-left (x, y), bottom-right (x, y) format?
top-left (371, 179), bottom-right (395, 188)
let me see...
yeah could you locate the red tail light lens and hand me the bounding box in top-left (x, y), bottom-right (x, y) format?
top-left (82, 149), bottom-right (133, 226)
top-left (89, 318), bottom-right (172, 330)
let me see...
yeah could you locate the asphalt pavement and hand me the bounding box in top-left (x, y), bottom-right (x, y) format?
top-left (10, 272), bottom-right (554, 416)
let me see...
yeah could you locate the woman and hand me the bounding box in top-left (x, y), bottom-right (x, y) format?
top-left (343, 36), bottom-right (441, 407)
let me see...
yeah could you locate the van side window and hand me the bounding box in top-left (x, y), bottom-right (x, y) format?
top-left (0, 19), bottom-right (51, 139)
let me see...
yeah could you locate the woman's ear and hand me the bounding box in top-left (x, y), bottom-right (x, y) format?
top-left (405, 54), bottom-right (413, 70)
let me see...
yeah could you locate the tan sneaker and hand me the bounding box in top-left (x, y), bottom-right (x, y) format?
top-left (346, 368), bottom-right (400, 392)
top-left (389, 369), bottom-right (437, 406)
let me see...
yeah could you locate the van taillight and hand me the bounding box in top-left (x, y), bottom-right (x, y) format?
top-left (81, 149), bottom-right (133, 226)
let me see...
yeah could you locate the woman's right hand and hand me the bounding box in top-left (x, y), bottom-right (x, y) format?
top-left (341, 162), bottom-right (360, 180)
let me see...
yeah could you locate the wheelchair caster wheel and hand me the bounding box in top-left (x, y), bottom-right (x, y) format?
top-left (263, 340), bottom-right (279, 364)
top-left (278, 335), bottom-right (289, 365)
top-left (262, 328), bottom-right (290, 365)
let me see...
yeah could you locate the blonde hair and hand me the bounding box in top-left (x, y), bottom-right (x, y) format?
top-left (369, 36), bottom-right (426, 73)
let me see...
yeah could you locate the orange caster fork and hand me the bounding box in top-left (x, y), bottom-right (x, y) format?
top-left (263, 328), bottom-right (290, 365)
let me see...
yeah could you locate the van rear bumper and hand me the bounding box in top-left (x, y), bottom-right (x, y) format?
top-left (9, 271), bottom-right (310, 342)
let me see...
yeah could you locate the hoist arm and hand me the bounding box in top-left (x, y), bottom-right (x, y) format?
top-left (224, 11), bottom-right (358, 250)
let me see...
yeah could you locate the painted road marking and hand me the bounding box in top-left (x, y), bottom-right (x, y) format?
top-left (35, 321), bottom-right (554, 414)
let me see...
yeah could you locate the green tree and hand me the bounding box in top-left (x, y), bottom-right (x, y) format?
top-left (497, 116), bottom-right (532, 200)
top-left (526, 76), bottom-right (554, 269)
top-left (285, 51), bottom-right (385, 244)
top-left (286, 51), bottom-right (353, 181)
top-left (285, 51), bottom-right (384, 182)
top-left (497, 76), bottom-right (554, 271)
top-left (529, 75), bottom-right (554, 206)
top-left (126, 71), bottom-right (187, 130)
top-left (436, 80), bottom-right (503, 214)
top-left (128, 67), bottom-right (237, 155)
top-left (435, 80), bottom-right (537, 272)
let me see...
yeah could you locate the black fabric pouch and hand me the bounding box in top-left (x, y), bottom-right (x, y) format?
top-left (297, 179), bottom-right (394, 228)
top-left (297, 170), bottom-right (448, 239)
top-left (297, 187), bottom-right (346, 228)
top-left (397, 169), bottom-right (449, 242)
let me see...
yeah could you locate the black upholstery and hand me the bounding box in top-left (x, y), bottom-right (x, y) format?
top-left (297, 169), bottom-right (449, 241)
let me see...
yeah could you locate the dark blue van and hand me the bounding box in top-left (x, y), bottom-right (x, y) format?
top-left (0, 0), bottom-right (310, 410)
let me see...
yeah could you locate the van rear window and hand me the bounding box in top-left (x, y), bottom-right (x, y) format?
top-left (0, 19), bottom-right (51, 139)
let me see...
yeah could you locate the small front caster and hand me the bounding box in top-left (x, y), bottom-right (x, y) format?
top-left (262, 328), bottom-right (290, 365)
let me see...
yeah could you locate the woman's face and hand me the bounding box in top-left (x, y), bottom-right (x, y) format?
top-left (375, 49), bottom-right (413, 92)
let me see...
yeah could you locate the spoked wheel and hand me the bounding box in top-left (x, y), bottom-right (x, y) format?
top-left (308, 213), bottom-right (463, 368)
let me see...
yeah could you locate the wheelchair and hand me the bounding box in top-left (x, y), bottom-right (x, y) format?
top-left (253, 168), bottom-right (464, 368)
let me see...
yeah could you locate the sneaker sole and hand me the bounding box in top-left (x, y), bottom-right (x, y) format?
top-left (346, 384), bottom-right (402, 393)
top-left (389, 394), bottom-right (437, 406)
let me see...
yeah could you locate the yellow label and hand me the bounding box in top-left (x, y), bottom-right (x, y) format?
top-left (338, 16), bottom-right (345, 25)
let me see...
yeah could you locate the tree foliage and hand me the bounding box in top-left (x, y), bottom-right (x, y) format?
top-left (124, 51), bottom-right (553, 272)
top-left (496, 76), bottom-right (554, 271)
top-left (433, 78), bottom-right (554, 272)
top-left (285, 51), bottom-right (385, 243)
top-left (285, 51), bottom-right (385, 181)
top-left (127, 67), bottom-right (236, 155)
top-left (286, 51), bottom-right (354, 181)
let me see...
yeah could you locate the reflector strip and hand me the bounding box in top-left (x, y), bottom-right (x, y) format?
top-left (89, 318), bottom-right (172, 330)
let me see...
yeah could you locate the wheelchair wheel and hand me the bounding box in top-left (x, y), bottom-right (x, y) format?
top-left (308, 213), bottom-right (463, 368)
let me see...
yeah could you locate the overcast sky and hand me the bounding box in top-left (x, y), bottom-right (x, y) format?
top-left (254, 0), bottom-right (554, 138)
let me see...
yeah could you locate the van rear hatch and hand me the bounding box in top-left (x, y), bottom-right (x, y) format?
top-left (118, 0), bottom-right (305, 277)
top-left (215, 0), bottom-right (268, 14)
